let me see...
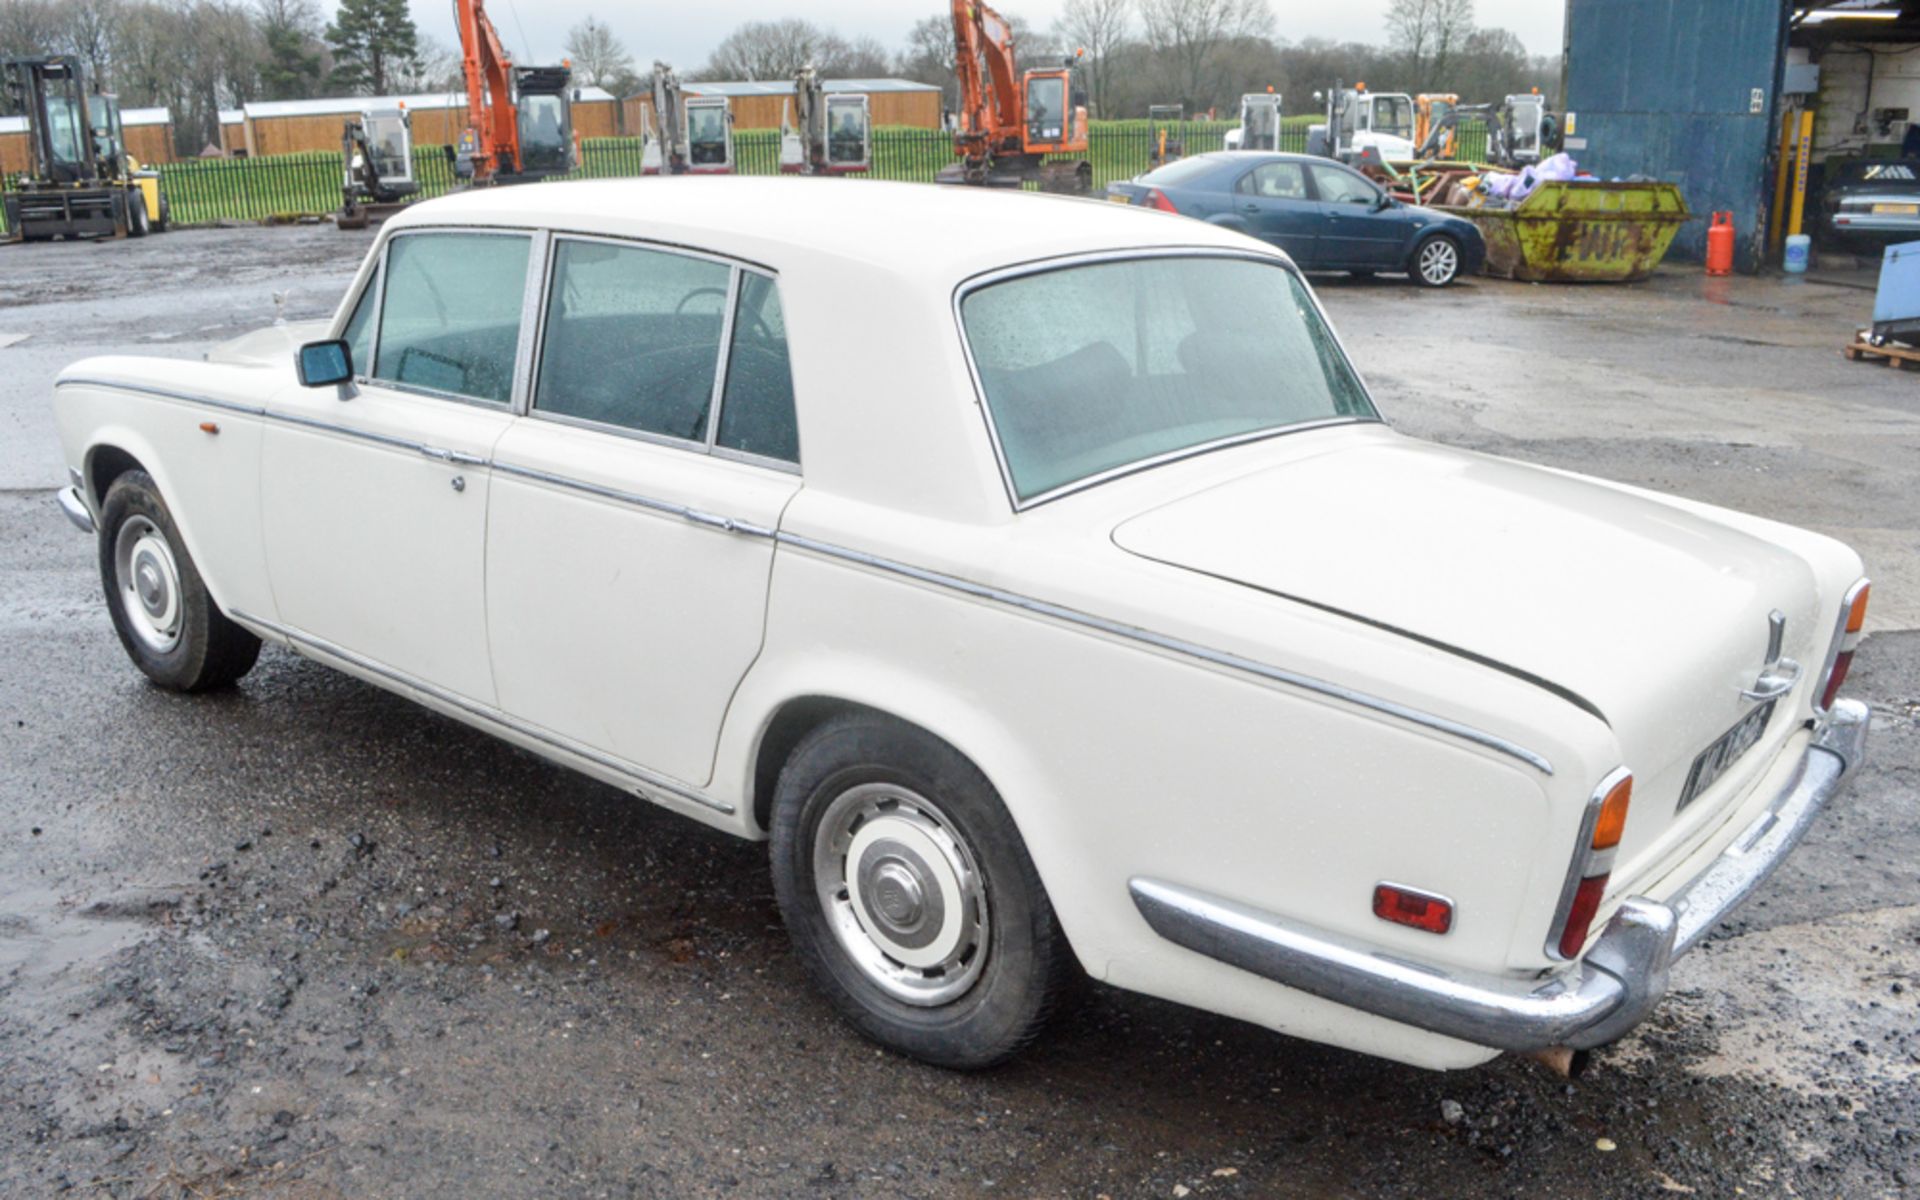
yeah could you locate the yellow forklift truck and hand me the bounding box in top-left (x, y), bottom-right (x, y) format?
top-left (3, 55), bottom-right (168, 243)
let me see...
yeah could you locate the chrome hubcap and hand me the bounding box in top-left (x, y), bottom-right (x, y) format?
top-left (113, 515), bottom-right (182, 654)
top-left (1420, 240), bottom-right (1458, 283)
top-left (814, 783), bottom-right (989, 1006)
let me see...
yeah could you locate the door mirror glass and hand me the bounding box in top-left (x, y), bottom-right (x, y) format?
top-left (296, 339), bottom-right (353, 387)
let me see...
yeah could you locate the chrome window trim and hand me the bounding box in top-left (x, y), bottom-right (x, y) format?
top-left (951, 246), bottom-right (1386, 512)
top-left (228, 608), bottom-right (735, 816)
top-left (333, 255), bottom-right (384, 379)
top-left (773, 531), bottom-right (1553, 775)
top-left (370, 226), bottom-right (536, 409)
top-left (509, 229), bottom-right (553, 416)
top-left (526, 233), bottom-right (798, 473)
top-left (703, 266), bottom-right (744, 450)
top-left (713, 268), bottom-right (803, 467)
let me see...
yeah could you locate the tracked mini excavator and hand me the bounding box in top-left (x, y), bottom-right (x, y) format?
top-left (338, 105), bottom-right (417, 229)
top-left (448, 0), bottom-right (578, 185)
top-left (2, 55), bottom-right (168, 242)
top-left (938, 0), bottom-right (1090, 194)
top-left (779, 65), bottom-right (871, 175)
top-left (642, 62), bottom-right (735, 175)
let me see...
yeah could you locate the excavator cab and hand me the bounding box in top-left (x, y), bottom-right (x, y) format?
top-left (340, 106), bottom-right (417, 229)
top-left (513, 66), bottom-right (576, 178)
top-left (685, 96), bottom-right (733, 173)
top-left (1503, 92), bottom-right (1560, 165)
top-left (1310, 82), bottom-right (1416, 163)
top-left (824, 94), bottom-right (870, 172)
top-left (1148, 104), bottom-right (1185, 165)
top-left (1414, 94), bottom-right (1458, 156)
top-left (1022, 70), bottom-right (1073, 149)
top-left (1233, 92), bottom-right (1283, 151)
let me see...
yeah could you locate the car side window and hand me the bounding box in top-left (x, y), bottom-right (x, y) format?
top-left (1311, 165), bottom-right (1378, 206)
top-left (373, 233), bottom-right (530, 404)
top-left (1235, 163), bottom-right (1308, 200)
top-left (716, 272), bottom-right (799, 464)
top-left (340, 274), bottom-right (376, 378)
top-left (534, 239), bottom-right (731, 442)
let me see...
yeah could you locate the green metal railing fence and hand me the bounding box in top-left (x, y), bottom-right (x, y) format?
top-left (0, 120), bottom-right (1495, 236)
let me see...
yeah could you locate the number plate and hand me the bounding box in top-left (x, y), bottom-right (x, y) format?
top-left (1106, 193), bottom-right (1132, 204)
top-left (1677, 700), bottom-right (1775, 812)
top-left (1871, 202), bottom-right (1919, 215)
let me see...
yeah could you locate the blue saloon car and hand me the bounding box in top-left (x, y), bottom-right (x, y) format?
top-left (1107, 151), bottom-right (1486, 287)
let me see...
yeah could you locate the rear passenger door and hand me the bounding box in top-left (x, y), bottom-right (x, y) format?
top-left (1231, 161), bottom-right (1318, 266)
top-left (484, 236), bottom-right (802, 788)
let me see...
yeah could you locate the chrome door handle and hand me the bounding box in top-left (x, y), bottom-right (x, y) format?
top-left (419, 445), bottom-right (487, 467)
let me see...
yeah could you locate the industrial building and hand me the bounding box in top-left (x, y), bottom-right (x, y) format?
top-left (1565, 0), bottom-right (1920, 270)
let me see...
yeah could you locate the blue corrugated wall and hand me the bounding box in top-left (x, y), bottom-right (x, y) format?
top-left (1564, 0), bottom-right (1788, 271)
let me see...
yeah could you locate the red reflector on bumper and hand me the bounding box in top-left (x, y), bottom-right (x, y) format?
top-left (1557, 874), bottom-right (1610, 959)
top-left (1373, 883), bottom-right (1453, 934)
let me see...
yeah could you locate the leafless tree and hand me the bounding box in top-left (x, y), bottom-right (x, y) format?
top-left (1135, 0), bottom-right (1271, 111)
top-left (1386, 0), bottom-right (1475, 80)
top-left (701, 18), bottom-right (835, 81)
top-left (1055, 0), bottom-right (1130, 116)
top-left (563, 16), bottom-right (631, 88)
top-left (0, 0), bottom-right (63, 67)
top-left (391, 33), bottom-right (461, 93)
top-left (62, 0), bottom-right (121, 87)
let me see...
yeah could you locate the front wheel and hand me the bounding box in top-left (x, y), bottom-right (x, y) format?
top-left (769, 713), bottom-right (1075, 1069)
top-left (98, 471), bottom-right (261, 691)
top-left (1411, 233), bottom-right (1462, 287)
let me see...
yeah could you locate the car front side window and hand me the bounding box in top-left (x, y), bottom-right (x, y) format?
top-left (1311, 165), bottom-right (1378, 206)
top-left (373, 232), bottom-right (531, 404)
top-left (534, 238), bottom-right (732, 442)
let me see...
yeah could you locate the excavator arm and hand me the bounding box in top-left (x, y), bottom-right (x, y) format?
top-left (454, 0), bottom-right (520, 179)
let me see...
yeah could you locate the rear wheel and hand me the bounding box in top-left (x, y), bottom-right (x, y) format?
top-left (98, 471), bottom-right (260, 691)
top-left (127, 193), bottom-right (150, 238)
top-left (1411, 233), bottom-right (1462, 287)
top-left (769, 713), bottom-right (1075, 1069)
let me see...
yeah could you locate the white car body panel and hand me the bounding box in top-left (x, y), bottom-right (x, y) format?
top-left (49, 178), bottom-right (1869, 1071)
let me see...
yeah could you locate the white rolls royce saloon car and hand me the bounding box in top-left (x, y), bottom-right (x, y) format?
top-left (52, 179), bottom-right (1870, 1072)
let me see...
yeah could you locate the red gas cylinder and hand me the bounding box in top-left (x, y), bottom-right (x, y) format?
top-left (1706, 211), bottom-right (1735, 276)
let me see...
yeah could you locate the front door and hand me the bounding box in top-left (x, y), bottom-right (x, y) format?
top-left (485, 237), bottom-right (803, 788)
top-left (1309, 164), bottom-right (1404, 270)
top-left (260, 228), bottom-right (536, 704)
top-left (1233, 161), bottom-right (1317, 266)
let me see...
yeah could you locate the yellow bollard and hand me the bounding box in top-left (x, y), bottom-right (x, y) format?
top-left (1770, 108), bottom-right (1796, 257)
top-left (1787, 109), bottom-right (1814, 239)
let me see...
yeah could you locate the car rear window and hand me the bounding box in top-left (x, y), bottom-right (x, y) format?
top-left (1138, 157), bottom-right (1219, 186)
top-left (961, 255), bottom-right (1376, 503)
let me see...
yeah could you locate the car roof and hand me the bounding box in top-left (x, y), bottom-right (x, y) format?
top-left (387, 176), bottom-right (1264, 284)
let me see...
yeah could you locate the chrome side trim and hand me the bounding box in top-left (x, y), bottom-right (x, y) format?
top-left (230, 608), bottom-right (736, 816)
top-left (774, 532), bottom-right (1554, 774)
top-left (56, 377), bottom-right (267, 418)
top-left (491, 460), bottom-right (777, 539)
top-left (57, 486), bottom-right (95, 533)
top-left (1130, 698), bottom-right (1868, 1053)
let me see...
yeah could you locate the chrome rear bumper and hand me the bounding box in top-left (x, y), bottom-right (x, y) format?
top-left (1130, 699), bottom-right (1870, 1053)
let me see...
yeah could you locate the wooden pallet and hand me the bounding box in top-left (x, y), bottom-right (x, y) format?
top-left (1842, 331), bottom-right (1920, 369)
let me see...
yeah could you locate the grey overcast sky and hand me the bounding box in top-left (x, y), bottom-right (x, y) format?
top-left (386, 2), bottom-right (1565, 75)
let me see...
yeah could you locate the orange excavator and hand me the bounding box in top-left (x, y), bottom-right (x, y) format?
top-left (450, 0), bottom-right (578, 184)
top-left (938, 0), bottom-right (1090, 194)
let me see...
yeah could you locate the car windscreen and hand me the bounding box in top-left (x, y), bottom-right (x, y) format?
top-left (961, 256), bottom-right (1376, 503)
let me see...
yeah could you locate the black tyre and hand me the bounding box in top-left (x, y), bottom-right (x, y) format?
top-left (98, 471), bottom-right (260, 691)
top-left (1410, 232), bottom-right (1462, 287)
top-left (769, 713), bottom-right (1075, 1069)
top-left (127, 193), bottom-right (150, 238)
top-left (156, 195), bottom-right (171, 232)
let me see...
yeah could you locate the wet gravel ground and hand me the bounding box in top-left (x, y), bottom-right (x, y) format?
top-left (2, 224), bottom-right (1918, 1198)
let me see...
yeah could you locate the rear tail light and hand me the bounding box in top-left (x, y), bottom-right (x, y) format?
top-left (1146, 187), bottom-right (1179, 213)
top-left (1547, 769), bottom-right (1632, 960)
top-left (1818, 580), bottom-right (1870, 712)
top-left (1373, 883), bottom-right (1453, 934)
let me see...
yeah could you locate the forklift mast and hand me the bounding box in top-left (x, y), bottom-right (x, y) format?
top-left (4, 56), bottom-right (111, 185)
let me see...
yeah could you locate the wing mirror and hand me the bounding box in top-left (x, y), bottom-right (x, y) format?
top-left (1372, 192), bottom-right (1394, 211)
top-left (296, 339), bottom-right (354, 388)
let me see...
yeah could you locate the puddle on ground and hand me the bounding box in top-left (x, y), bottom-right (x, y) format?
top-left (0, 884), bottom-right (178, 986)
